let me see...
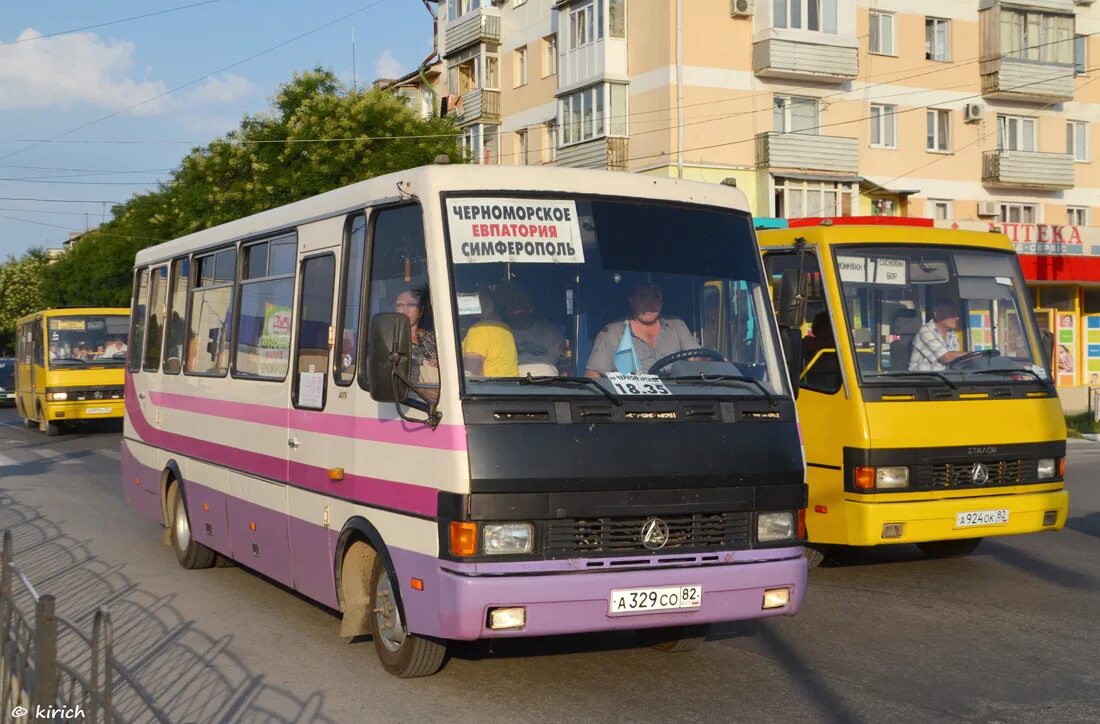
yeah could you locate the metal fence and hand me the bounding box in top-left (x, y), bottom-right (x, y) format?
top-left (0, 531), bottom-right (169, 724)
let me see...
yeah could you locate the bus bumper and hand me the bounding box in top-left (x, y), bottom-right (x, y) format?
top-left (45, 399), bottom-right (124, 421)
top-left (842, 489), bottom-right (1069, 546)
top-left (431, 548), bottom-right (807, 641)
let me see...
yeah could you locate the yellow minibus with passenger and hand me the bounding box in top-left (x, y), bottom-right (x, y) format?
top-left (14, 307), bottom-right (130, 435)
top-left (757, 217), bottom-right (1067, 565)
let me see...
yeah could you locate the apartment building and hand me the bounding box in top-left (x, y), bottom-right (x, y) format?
top-left (421, 0), bottom-right (1100, 394)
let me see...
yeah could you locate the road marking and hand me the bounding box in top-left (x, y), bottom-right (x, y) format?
top-left (0, 453), bottom-right (23, 466)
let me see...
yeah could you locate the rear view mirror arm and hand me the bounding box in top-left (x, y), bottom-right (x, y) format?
top-left (390, 356), bottom-right (442, 430)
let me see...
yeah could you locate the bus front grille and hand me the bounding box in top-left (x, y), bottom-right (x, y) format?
top-left (922, 459), bottom-right (1027, 488)
top-left (544, 512), bottom-right (751, 555)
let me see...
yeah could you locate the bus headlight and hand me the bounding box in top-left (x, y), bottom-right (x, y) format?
top-left (482, 523), bottom-right (534, 555)
top-left (47, 392), bottom-right (68, 401)
top-left (875, 466), bottom-right (909, 489)
top-left (757, 512), bottom-right (795, 543)
top-left (1037, 458), bottom-right (1057, 480)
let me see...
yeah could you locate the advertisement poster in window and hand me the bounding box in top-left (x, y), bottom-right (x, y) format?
top-left (1086, 316), bottom-right (1100, 386)
top-left (1058, 312), bottom-right (1077, 386)
top-left (260, 303), bottom-right (292, 377)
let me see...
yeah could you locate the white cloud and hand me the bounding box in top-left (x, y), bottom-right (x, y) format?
top-left (373, 50), bottom-right (405, 80)
top-left (0, 28), bottom-right (253, 116)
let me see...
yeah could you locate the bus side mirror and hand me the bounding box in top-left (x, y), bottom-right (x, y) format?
top-left (777, 269), bottom-right (806, 329)
top-left (1040, 329), bottom-right (1054, 371)
top-left (367, 313), bottom-right (411, 403)
top-left (779, 325), bottom-right (802, 399)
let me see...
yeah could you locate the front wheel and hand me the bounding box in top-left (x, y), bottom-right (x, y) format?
top-left (167, 482), bottom-right (217, 569)
top-left (369, 556), bottom-right (447, 677)
top-left (803, 544), bottom-right (828, 569)
top-left (640, 624), bottom-right (710, 653)
top-left (917, 538), bottom-right (983, 559)
top-left (37, 410), bottom-right (61, 436)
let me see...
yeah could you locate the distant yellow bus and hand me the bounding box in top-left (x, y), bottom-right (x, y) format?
top-left (757, 218), bottom-right (1067, 565)
top-left (14, 307), bottom-right (130, 435)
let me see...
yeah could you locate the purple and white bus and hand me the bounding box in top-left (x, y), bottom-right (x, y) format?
top-left (122, 164), bottom-right (808, 677)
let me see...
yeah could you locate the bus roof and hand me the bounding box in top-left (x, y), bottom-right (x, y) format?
top-left (756, 223), bottom-right (1016, 254)
top-left (15, 307), bottom-right (129, 325)
top-left (134, 164), bottom-right (752, 267)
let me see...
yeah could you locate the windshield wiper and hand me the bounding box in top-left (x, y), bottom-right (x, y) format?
top-left (516, 374), bottom-right (622, 405)
top-left (969, 367), bottom-right (1047, 383)
top-left (866, 371), bottom-right (958, 390)
top-left (664, 374), bottom-right (778, 406)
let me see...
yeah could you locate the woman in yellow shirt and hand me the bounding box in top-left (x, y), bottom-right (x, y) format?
top-left (462, 285), bottom-right (519, 377)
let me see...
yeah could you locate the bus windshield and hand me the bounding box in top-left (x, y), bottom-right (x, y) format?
top-left (832, 245), bottom-right (1047, 384)
top-left (445, 195), bottom-right (787, 398)
top-left (46, 315), bottom-right (130, 367)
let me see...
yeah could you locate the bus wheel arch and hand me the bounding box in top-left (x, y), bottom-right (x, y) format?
top-left (334, 517), bottom-right (392, 637)
top-left (165, 475), bottom-right (216, 569)
top-left (159, 460), bottom-right (184, 529)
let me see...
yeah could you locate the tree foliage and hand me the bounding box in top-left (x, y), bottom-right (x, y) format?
top-left (37, 67), bottom-right (461, 308)
top-left (0, 249), bottom-right (48, 354)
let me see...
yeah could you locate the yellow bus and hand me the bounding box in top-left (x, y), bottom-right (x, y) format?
top-left (14, 307), bottom-right (130, 435)
top-left (757, 218), bottom-right (1068, 565)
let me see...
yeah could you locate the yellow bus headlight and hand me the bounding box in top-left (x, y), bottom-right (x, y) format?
top-left (1037, 458), bottom-right (1057, 480)
top-left (47, 392), bottom-right (68, 401)
top-left (875, 467), bottom-right (909, 489)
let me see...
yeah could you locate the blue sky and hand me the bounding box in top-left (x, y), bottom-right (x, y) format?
top-left (0, 0), bottom-right (431, 258)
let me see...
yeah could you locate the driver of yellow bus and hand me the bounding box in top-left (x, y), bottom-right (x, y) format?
top-left (910, 299), bottom-right (965, 371)
top-left (585, 280), bottom-right (697, 377)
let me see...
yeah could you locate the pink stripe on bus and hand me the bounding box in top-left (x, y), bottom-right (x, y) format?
top-left (148, 390), bottom-right (467, 451)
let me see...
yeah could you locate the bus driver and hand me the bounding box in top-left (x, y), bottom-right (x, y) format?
top-left (585, 279), bottom-right (697, 377)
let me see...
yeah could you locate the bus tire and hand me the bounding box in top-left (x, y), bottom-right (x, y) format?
top-left (641, 624), bottom-right (710, 653)
top-left (22, 414), bottom-right (36, 429)
top-left (37, 408), bottom-right (61, 436)
top-left (167, 481), bottom-right (217, 570)
top-left (917, 538), bottom-right (983, 559)
top-left (803, 544), bottom-right (827, 569)
top-left (368, 555), bottom-right (447, 678)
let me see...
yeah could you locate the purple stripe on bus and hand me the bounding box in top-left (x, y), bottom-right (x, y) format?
top-left (148, 389), bottom-right (468, 451)
top-left (125, 379), bottom-right (439, 518)
top-left (120, 440), bottom-right (163, 524)
top-left (224, 492), bottom-right (295, 589)
top-left (180, 479), bottom-right (233, 559)
top-left (290, 515), bottom-right (339, 609)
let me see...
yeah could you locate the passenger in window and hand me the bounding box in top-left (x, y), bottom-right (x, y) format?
top-left (462, 284), bottom-right (519, 378)
top-left (585, 279), bottom-right (697, 377)
top-left (394, 286), bottom-right (438, 385)
top-left (802, 312), bottom-right (835, 359)
top-left (501, 284), bottom-right (565, 375)
top-left (910, 299), bottom-right (964, 371)
top-left (101, 335), bottom-right (128, 358)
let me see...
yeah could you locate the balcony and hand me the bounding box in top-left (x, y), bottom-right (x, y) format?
top-left (756, 133), bottom-right (859, 175)
top-left (442, 7), bottom-right (501, 57)
top-left (981, 59), bottom-right (1075, 103)
top-left (752, 38), bottom-right (858, 83)
top-left (456, 89), bottom-right (500, 125)
top-left (982, 150), bottom-right (1074, 190)
top-left (557, 137), bottom-right (628, 171)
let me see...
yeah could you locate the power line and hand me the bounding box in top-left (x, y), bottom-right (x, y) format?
top-left (0, 207), bottom-right (103, 217)
top-left (0, 178), bottom-right (162, 185)
top-left (4, 0), bottom-right (228, 45)
top-left (0, 163), bottom-right (174, 174)
top-left (0, 196), bottom-right (123, 204)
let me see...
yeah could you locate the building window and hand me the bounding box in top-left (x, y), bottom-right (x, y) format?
top-left (1068, 206), bottom-right (1089, 226)
top-left (1000, 9), bottom-right (1074, 64)
top-left (514, 46), bottom-right (528, 87)
top-left (543, 34), bottom-right (558, 77)
top-left (926, 109), bottom-right (950, 152)
top-left (869, 11), bottom-right (895, 56)
top-left (926, 17), bottom-right (950, 61)
top-left (462, 124), bottom-right (501, 164)
top-left (1075, 34), bottom-right (1088, 75)
top-left (570, 2), bottom-right (599, 49)
top-left (515, 129), bottom-right (528, 165)
top-left (870, 104), bottom-right (897, 148)
top-left (929, 200), bottom-right (953, 221)
top-left (609, 0), bottom-right (626, 38)
top-left (545, 120), bottom-right (558, 162)
top-left (998, 115), bottom-right (1036, 152)
top-left (560, 83), bottom-right (626, 145)
top-left (1068, 120), bottom-right (1090, 162)
top-left (449, 0), bottom-right (486, 23)
top-left (448, 56), bottom-right (480, 95)
top-left (774, 177), bottom-right (855, 218)
top-left (772, 0), bottom-right (837, 34)
top-left (483, 54), bottom-right (499, 90)
top-left (999, 203), bottom-right (1038, 223)
top-left (773, 96), bottom-right (819, 135)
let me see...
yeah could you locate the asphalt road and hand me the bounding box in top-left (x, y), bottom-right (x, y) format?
top-left (0, 407), bottom-right (1097, 723)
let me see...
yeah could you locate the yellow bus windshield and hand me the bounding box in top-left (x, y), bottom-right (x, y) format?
top-left (45, 314), bottom-right (130, 369)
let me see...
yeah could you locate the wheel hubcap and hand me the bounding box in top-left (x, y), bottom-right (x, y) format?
top-left (174, 494), bottom-right (191, 551)
top-left (373, 571), bottom-right (406, 652)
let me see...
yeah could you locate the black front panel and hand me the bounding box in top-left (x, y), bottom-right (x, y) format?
top-left (545, 512), bottom-right (751, 556)
top-left (843, 440), bottom-right (1065, 494)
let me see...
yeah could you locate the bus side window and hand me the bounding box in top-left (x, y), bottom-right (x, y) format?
top-left (163, 257), bottom-right (190, 374)
top-left (293, 254), bottom-right (336, 410)
top-left (360, 204), bottom-right (435, 396)
top-left (32, 322), bottom-right (44, 367)
top-left (143, 266), bottom-right (168, 372)
top-left (233, 234), bottom-right (297, 380)
top-left (336, 213), bottom-right (366, 385)
top-left (186, 248), bottom-right (236, 376)
top-left (129, 268), bottom-right (150, 373)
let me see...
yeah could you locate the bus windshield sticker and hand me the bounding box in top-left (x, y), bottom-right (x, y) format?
top-left (605, 372), bottom-right (672, 396)
top-left (447, 198), bottom-right (585, 265)
top-left (298, 372), bottom-right (325, 409)
top-left (995, 276), bottom-right (1012, 285)
top-left (51, 319), bottom-right (86, 331)
top-left (457, 292), bottom-right (482, 316)
top-left (837, 256), bottom-right (907, 285)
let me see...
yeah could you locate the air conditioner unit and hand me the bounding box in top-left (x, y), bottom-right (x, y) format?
top-left (977, 201), bottom-right (999, 218)
top-left (731, 0), bottom-right (754, 17)
top-left (963, 103), bottom-right (983, 123)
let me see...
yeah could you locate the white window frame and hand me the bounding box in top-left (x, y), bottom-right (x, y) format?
top-left (559, 82), bottom-right (627, 147)
top-left (570, 2), bottom-right (598, 50)
top-left (515, 129), bottom-right (528, 166)
top-left (545, 120), bottom-right (558, 162)
top-left (771, 0), bottom-right (837, 34)
top-left (926, 17), bottom-right (950, 62)
top-left (1068, 206), bottom-right (1089, 226)
top-left (608, 0), bottom-right (626, 39)
top-left (870, 104), bottom-right (897, 148)
top-left (928, 199), bottom-right (953, 221)
top-left (773, 95), bottom-right (819, 135)
top-left (999, 202), bottom-right (1038, 224)
top-left (1000, 9), bottom-right (1074, 65)
top-left (543, 34), bottom-right (558, 77)
top-left (483, 54), bottom-right (499, 91)
top-left (773, 177), bottom-right (856, 218)
top-left (998, 114), bottom-right (1036, 152)
top-left (870, 11), bottom-right (896, 56)
top-left (926, 109), bottom-right (951, 153)
top-left (1068, 120), bottom-right (1090, 162)
top-left (514, 46), bottom-right (528, 87)
top-left (1075, 34), bottom-right (1088, 75)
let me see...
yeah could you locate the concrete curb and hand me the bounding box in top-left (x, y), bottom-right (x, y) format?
top-left (1081, 434), bottom-right (1100, 442)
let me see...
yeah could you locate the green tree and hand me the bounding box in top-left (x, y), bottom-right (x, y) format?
top-left (40, 67), bottom-right (462, 308)
top-left (0, 249), bottom-right (48, 354)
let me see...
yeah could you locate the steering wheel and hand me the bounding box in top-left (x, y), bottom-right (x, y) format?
top-left (946, 349), bottom-right (998, 369)
top-left (648, 348), bottom-right (725, 375)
